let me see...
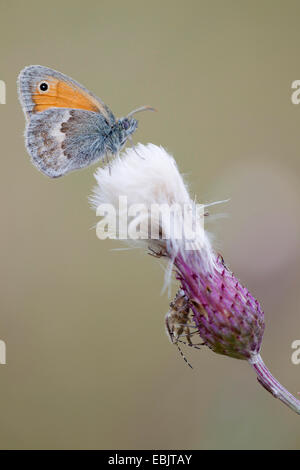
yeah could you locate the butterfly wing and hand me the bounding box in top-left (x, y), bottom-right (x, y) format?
top-left (26, 108), bottom-right (111, 178)
top-left (18, 65), bottom-right (116, 177)
top-left (18, 65), bottom-right (115, 123)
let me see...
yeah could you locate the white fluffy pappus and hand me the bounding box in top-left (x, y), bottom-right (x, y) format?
top-left (90, 143), bottom-right (217, 279)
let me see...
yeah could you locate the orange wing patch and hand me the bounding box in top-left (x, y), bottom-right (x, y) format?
top-left (32, 78), bottom-right (108, 117)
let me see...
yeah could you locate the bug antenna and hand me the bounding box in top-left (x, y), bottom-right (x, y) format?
top-left (127, 105), bottom-right (157, 118)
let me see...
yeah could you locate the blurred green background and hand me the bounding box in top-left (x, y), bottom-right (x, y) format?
top-left (1, 0), bottom-right (300, 449)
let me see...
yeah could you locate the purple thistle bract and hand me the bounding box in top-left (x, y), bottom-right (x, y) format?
top-left (176, 253), bottom-right (264, 360)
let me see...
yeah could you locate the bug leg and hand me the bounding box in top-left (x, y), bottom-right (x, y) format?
top-left (148, 246), bottom-right (167, 258)
top-left (177, 339), bottom-right (204, 350)
top-left (165, 311), bottom-right (174, 343)
top-left (175, 343), bottom-right (193, 369)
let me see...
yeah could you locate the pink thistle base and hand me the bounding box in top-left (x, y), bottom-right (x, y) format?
top-left (250, 354), bottom-right (300, 415)
top-left (172, 248), bottom-right (300, 415)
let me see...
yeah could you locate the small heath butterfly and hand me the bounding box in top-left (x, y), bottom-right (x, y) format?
top-left (18, 65), bottom-right (155, 178)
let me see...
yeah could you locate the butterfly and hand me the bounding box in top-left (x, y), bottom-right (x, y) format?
top-left (18, 65), bottom-right (155, 178)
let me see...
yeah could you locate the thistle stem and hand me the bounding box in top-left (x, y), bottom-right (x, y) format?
top-left (249, 354), bottom-right (300, 415)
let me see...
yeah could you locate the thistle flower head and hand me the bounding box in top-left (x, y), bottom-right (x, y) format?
top-left (91, 143), bottom-right (215, 272)
top-left (92, 143), bottom-right (300, 415)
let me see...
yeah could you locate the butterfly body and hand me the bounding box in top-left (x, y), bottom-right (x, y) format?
top-left (18, 66), bottom-right (144, 178)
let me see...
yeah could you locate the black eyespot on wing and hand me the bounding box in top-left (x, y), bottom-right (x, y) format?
top-left (39, 82), bottom-right (49, 92)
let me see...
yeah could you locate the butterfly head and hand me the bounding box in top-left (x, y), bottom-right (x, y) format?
top-left (116, 105), bottom-right (156, 150)
top-left (118, 117), bottom-right (138, 147)
top-left (120, 117), bottom-right (138, 137)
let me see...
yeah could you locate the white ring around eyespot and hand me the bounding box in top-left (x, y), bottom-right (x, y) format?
top-left (38, 80), bottom-right (49, 93)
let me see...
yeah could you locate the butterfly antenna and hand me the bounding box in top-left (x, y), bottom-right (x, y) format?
top-left (127, 105), bottom-right (157, 118)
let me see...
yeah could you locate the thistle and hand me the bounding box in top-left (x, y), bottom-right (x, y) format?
top-left (91, 143), bottom-right (300, 415)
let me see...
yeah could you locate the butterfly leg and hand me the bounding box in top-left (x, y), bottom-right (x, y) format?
top-left (105, 154), bottom-right (112, 175)
top-left (128, 136), bottom-right (145, 160)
